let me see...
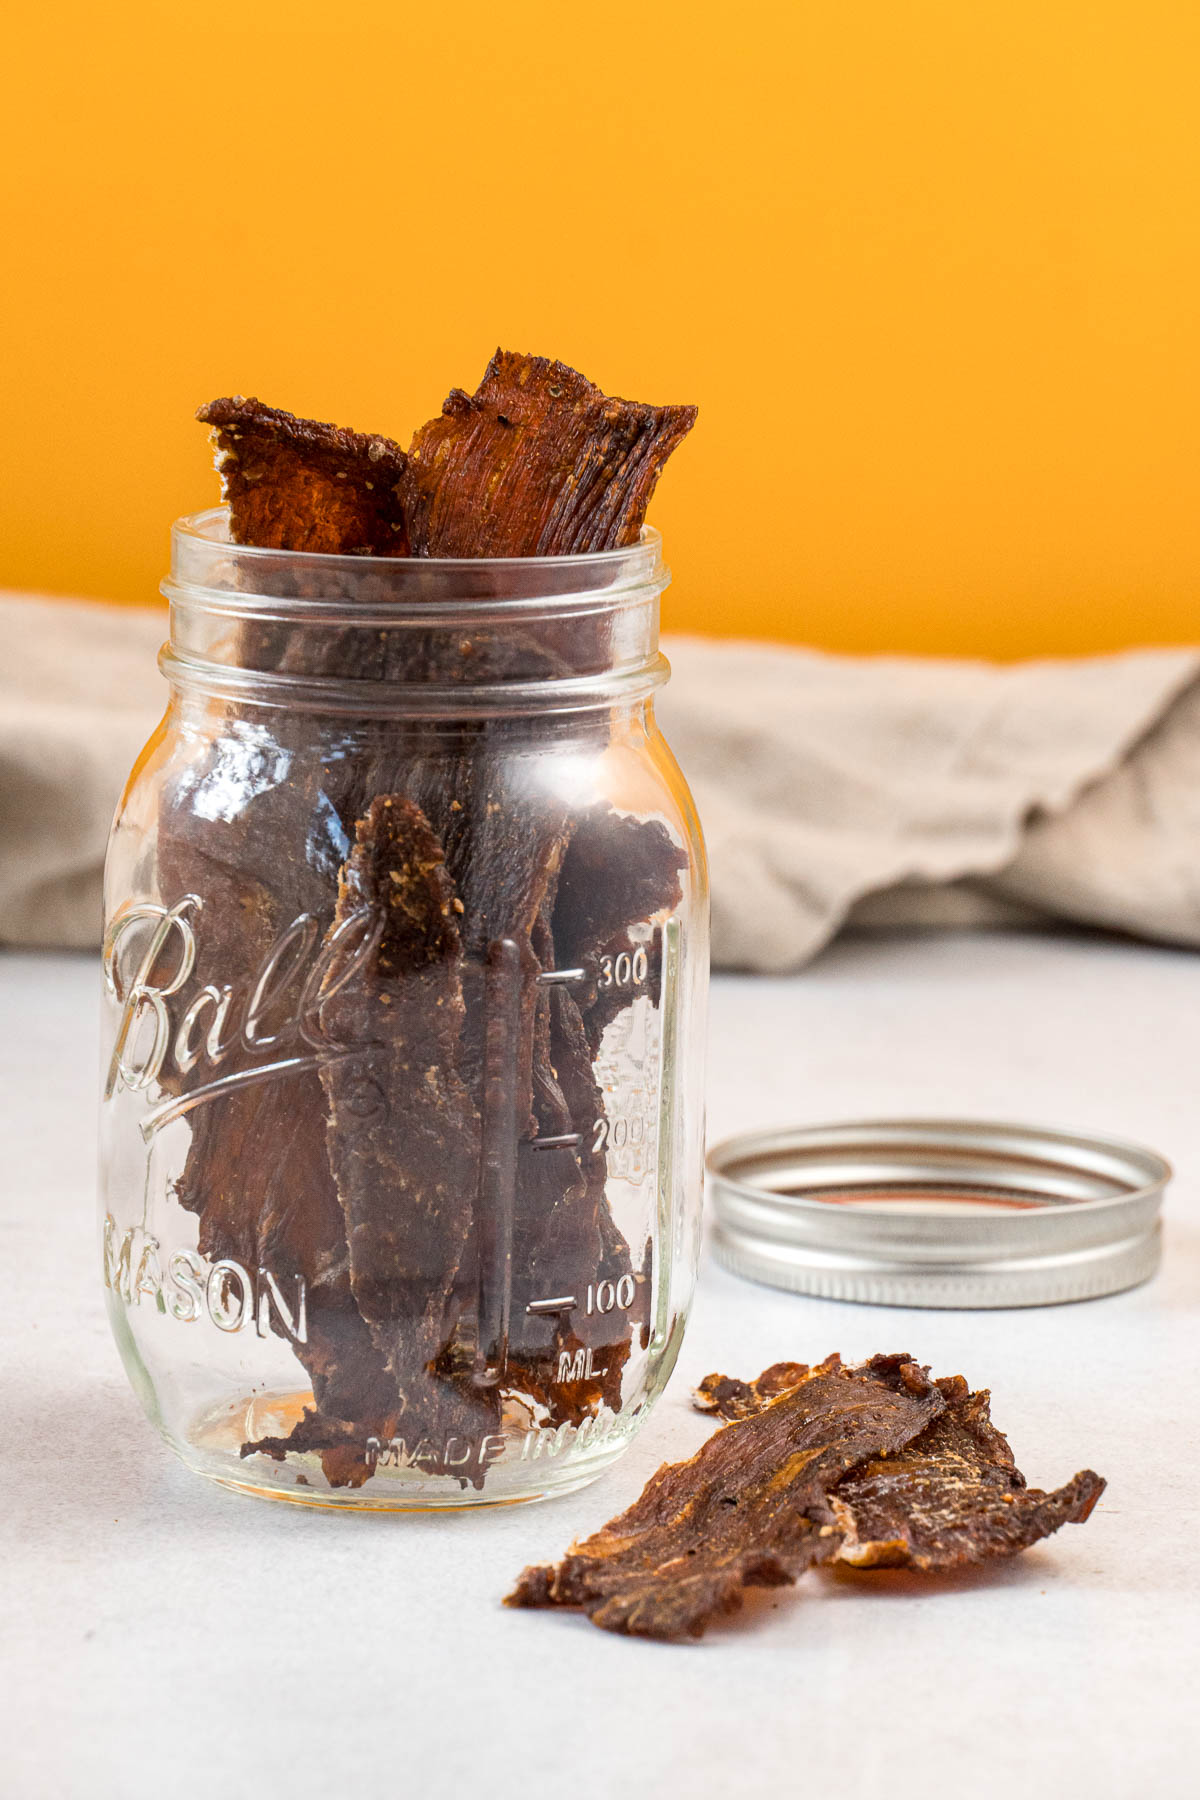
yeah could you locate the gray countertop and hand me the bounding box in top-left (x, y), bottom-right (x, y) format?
top-left (4, 930), bottom-right (1197, 1799)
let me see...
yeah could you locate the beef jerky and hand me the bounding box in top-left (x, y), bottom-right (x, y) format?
top-left (294, 728), bottom-right (586, 1436)
top-left (155, 740), bottom-right (402, 1485)
top-left (416, 760), bottom-right (585, 1399)
top-left (245, 1407), bottom-right (398, 1491)
top-left (197, 396), bottom-right (411, 680)
top-left (693, 1361), bottom-right (812, 1422)
top-left (156, 721), bottom-right (343, 989)
top-left (172, 357), bottom-right (697, 1492)
top-left (402, 350), bottom-right (696, 558)
top-left (695, 1362), bottom-right (1106, 1573)
top-left (316, 794), bottom-right (498, 1474)
top-left (162, 401), bottom-right (416, 1479)
top-left (180, 1081), bottom-right (397, 1422)
top-left (402, 751), bottom-right (572, 1127)
top-left (832, 1379), bottom-right (1105, 1570)
top-left (507, 1354), bottom-right (944, 1639)
top-left (199, 396), bottom-right (409, 556)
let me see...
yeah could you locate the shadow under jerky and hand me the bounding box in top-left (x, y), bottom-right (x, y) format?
top-left (157, 352), bottom-right (696, 1491)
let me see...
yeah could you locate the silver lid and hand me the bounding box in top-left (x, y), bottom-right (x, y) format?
top-left (707, 1117), bottom-right (1170, 1309)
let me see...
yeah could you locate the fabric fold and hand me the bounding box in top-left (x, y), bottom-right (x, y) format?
top-left (5, 595), bottom-right (1200, 967)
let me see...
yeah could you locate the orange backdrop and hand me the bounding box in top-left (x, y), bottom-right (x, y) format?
top-left (3, 2), bottom-right (1199, 656)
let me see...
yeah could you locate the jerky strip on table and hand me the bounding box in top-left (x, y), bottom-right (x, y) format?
top-left (693, 1362), bottom-right (813, 1422)
top-left (508, 1354), bottom-right (945, 1640)
top-left (403, 350), bottom-right (697, 557)
top-left (832, 1378), bottom-right (1106, 1570)
top-left (316, 794), bottom-right (498, 1478)
top-left (695, 1364), bottom-right (1106, 1571)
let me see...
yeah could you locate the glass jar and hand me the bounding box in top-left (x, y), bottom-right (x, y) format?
top-left (100, 509), bottom-right (708, 1510)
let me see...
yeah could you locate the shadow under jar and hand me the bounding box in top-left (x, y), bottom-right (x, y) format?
top-left (100, 510), bottom-right (708, 1509)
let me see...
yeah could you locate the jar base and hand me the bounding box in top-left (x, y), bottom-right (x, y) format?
top-left (165, 1385), bottom-right (634, 1511)
top-left (195, 1460), bottom-right (617, 1512)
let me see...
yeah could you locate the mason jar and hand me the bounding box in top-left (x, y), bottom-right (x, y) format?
top-left (100, 508), bottom-right (708, 1509)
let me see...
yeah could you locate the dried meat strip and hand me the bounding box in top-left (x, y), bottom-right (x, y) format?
top-left (199, 396), bottom-right (409, 556)
top-left (163, 400), bottom-right (414, 1480)
top-left (403, 351), bottom-right (696, 558)
top-left (316, 794), bottom-right (499, 1477)
top-left (197, 395), bottom-right (411, 679)
top-left (831, 1379), bottom-right (1105, 1570)
top-left (507, 1354), bottom-right (944, 1639)
top-left (693, 1362), bottom-right (813, 1422)
top-left (156, 748), bottom-right (401, 1485)
top-left (394, 750), bottom-right (574, 1122)
top-left (695, 1362), bottom-right (1106, 1573)
top-left (172, 359), bottom-right (697, 1491)
top-left (183, 1083), bottom-right (397, 1419)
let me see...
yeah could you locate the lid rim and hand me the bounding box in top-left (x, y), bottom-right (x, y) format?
top-left (707, 1116), bottom-right (1170, 1310)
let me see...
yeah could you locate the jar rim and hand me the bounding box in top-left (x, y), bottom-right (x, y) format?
top-left (167, 507), bottom-right (665, 616)
top-left (161, 508), bottom-right (670, 715)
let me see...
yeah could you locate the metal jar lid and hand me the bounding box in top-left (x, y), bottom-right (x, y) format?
top-left (707, 1117), bottom-right (1170, 1309)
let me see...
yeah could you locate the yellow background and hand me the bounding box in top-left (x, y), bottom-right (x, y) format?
top-left (3, 2), bottom-right (1199, 656)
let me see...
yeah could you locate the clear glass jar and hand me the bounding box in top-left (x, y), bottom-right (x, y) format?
top-left (100, 509), bottom-right (708, 1509)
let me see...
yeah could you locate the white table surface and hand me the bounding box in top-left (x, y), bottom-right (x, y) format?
top-left (3, 929), bottom-right (1197, 1800)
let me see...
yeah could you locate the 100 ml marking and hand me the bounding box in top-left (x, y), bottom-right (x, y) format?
top-left (586, 1274), bottom-right (636, 1315)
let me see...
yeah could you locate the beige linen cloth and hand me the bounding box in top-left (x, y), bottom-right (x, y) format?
top-left (3, 593), bottom-right (1200, 968)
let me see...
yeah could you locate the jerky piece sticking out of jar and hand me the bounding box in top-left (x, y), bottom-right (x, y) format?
top-left (198, 395), bottom-right (410, 555)
top-left (402, 350), bottom-right (697, 557)
top-left (695, 1362), bottom-right (1106, 1573)
top-left (507, 1354), bottom-right (944, 1640)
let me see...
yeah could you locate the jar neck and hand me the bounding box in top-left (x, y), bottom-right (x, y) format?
top-left (162, 508), bottom-right (669, 718)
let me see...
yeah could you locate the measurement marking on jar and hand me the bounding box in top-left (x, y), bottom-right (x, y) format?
top-left (535, 967), bottom-right (588, 987)
top-left (531, 1132), bottom-right (583, 1152)
top-left (524, 1273), bottom-right (639, 1320)
top-left (598, 947), bottom-right (649, 991)
top-left (557, 1347), bottom-right (607, 1382)
top-left (586, 1274), bottom-right (637, 1315)
top-left (473, 937), bottom-right (522, 1387)
top-left (591, 1113), bottom-right (646, 1154)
